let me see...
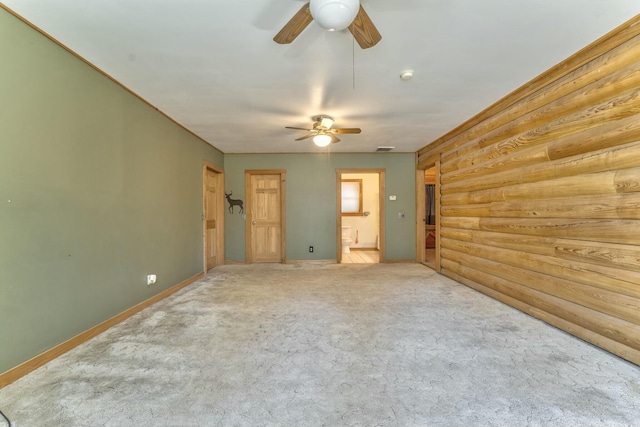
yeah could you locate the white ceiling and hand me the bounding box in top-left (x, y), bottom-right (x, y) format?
top-left (4, 1), bottom-right (640, 153)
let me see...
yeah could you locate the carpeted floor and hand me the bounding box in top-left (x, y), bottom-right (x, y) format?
top-left (1, 263), bottom-right (639, 426)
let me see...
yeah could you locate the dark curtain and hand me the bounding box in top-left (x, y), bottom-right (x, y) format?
top-left (425, 184), bottom-right (436, 225)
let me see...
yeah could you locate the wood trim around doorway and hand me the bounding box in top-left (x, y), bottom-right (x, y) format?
top-left (203, 161), bottom-right (225, 271)
top-left (336, 168), bottom-right (385, 264)
top-left (416, 163), bottom-right (426, 265)
top-left (416, 159), bottom-right (440, 271)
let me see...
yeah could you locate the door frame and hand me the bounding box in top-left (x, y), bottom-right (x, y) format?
top-left (416, 160), bottom-right (440, 271)
top-left (336, 168), bottom-right (385, 263)
top-left (245, 169), bottom-right (287, 264)
top-left (202, 161), bottom-right (225, 271)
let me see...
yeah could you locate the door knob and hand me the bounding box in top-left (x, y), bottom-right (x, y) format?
top-left (252, 220), bottom-right (256, 225)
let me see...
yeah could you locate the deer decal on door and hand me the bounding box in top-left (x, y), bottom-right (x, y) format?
top-left (225, 191), bottom-right (244, 214)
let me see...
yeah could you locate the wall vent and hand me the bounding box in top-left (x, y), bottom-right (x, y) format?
top-left (376, 146), bottom-right (395, 152)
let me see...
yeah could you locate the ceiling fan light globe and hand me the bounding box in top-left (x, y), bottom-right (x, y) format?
top-left (310, 0), bottom-right (360, 31)
top-left (313, 134), bottom-right (332, 147)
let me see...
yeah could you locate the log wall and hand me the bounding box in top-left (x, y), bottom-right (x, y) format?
top-left (417, 15), bottom-right (640, 365)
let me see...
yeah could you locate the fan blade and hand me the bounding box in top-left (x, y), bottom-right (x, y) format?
top-left (295, 133), bottom-right (316, 141)
top-left (330, 134), bottom-right (341, 144)
top-left (273, 3), bottom-right (313, 44)
top-left (331, 128), bottom-right (361, 134)
top-left (286, 126), bottom-right (314, 131)
top-left (348, 5), bottom-right (382, 49)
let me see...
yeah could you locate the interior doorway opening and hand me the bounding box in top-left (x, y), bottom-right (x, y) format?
top-left (424, 166), bottom-right (437, 266)
top-left (336, 169), bottom-right (385, 264)
top-left (203, 162), bottom-right (225, 271)
top-left (416, 163), bottom-right (439, 270)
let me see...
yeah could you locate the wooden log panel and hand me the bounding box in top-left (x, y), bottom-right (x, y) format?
top-left (554, 240), bottom-right (640, 274)
top-left (442, 217), bottom-right (640, 246)
top-left (418, 15), bottom-right (640, 366)
top-left (441, 238), bottom-right (640, 298)
top-left (488, 193), bottom-right (640, 220)
top-left (442, 140), bottom-right (640, 196)
top-left (441, 258), bottom-right (640, 351)
top-left (441, 203), bottom-right (492, 218)
top-left (442, 166), bottom-right (640, 205)
top-left (417, 24), bottom-right (640, 168)
top-left (440, 227), bottom-right (557, 256)
top-left (442, 193), bottom-right (640, 220)
top-left (442, 268), bottom-right (640, 366)
top-left (441, 68), bottom-right (640, 173)
top-left (442, 114), bottom-right (640, 188)
top-left (442, 249), bottom-right (640, 325)
top-left (441, 228), bottom-right (640, 274)
top-left (616, 168), bottom-right (640, 193)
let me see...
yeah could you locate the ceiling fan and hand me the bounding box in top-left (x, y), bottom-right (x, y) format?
top-left (286, 115), bottom-right (361, 147)
top-left (274, 0), bottom-right (382, 49)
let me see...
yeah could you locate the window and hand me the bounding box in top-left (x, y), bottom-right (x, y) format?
top-left (341, 179), bottom-right (363, 216)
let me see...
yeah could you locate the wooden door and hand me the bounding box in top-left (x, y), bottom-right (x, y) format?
top-left (204, 163), bottom-right (224, 270)
top-left (246, 171), bottom-right (285, 263)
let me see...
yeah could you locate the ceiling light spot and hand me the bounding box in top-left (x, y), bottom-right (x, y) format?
top-left (400, 70), bottom-right (414, 80)
top-left (313, 134), bottom-right (332, 147)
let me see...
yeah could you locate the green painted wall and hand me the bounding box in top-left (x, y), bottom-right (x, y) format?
top-left (0, 8), bottom-right (418, 376)
top-left (223, 154), bottom-right (416, 262)
top-left (0, 10), bottom-right (223, 373)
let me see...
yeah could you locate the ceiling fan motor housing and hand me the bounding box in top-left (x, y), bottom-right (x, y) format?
top-left (310, 0), bottom-right (360, 31)
top-left (313, 115), bottom-right (335, 130)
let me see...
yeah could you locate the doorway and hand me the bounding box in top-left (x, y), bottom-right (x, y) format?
top-left (336, 169), bottom-right (385, 264)
top-left (416, 163), bottom-right (439, 270)
top-left (245, 170), bottom-right (286, 263)
top-left (203, 162), bottom-right (225, 271)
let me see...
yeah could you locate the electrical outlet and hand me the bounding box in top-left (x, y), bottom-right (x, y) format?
top-left (309, 246), bottom-right (314, 253)
top-left (146, 274), bottom-right (157, 285)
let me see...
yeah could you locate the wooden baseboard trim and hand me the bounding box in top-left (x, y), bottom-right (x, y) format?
top-left (350, 248), bottom-right (379, 251)
top-left (443, 270), bottom-right (640, 366)
top-left (0, 271), bottom-right (204, 389)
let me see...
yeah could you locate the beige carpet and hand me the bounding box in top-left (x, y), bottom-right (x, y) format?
top-left (1, 263), bottom-right (639, 426)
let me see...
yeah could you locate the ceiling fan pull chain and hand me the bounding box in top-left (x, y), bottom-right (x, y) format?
top-left (353, 34), bottom-right (356, 90)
